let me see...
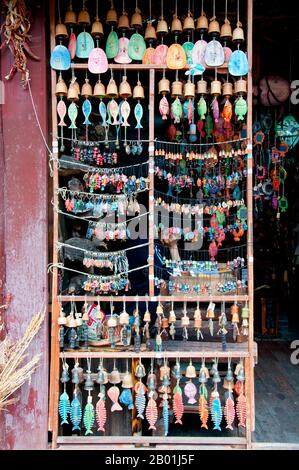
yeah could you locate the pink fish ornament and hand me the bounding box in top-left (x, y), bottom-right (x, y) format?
top-left (68, 32), bottom-right (76, 60)
top-left (184, 381), bottom-right (197, 405)
top-left (159, 96), bottom-right (169, 120)
top-left (212, 97), bottom-right (219, 123)
top-left (109, 99), bottom-right (119, 125)
top-left (107, 386), bottom-right (123, 412)
top-left (121, 100), bottom-right (131, 127)
top-left (57, 99), bottom-right (67, 126)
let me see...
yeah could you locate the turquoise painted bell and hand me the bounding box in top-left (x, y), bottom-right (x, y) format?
top-left (76, 31), bottom-right (94, 58)
top-left (228, 49), bottom-right (249, 77)
top-left (105, 30), bottom-right (119, 59)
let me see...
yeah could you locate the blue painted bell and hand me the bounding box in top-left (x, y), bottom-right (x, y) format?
top-left (228, 49), bottom-right (249, 77)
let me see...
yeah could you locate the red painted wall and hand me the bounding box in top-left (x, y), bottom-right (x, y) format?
top-left (0, 3), bottom-right (48, 449)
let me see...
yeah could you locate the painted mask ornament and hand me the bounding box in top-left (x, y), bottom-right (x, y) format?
top-left (114, 37), bottom-right (132, 64)
top-left (105, 30), bottom-right (119, 59)
top-left (204, 39), bottom-right (224, 67)
top-left (88, 46), bottom-right (108, 74)
top-left (76, 31), bottom-right (94, 59)
top-left (152, 44), bottom-right (168, 65)
top-left (50, 44), bottom-right (71, 70)
top-left (192, 40), bottom-right (207, 66)
top-left (166, 44), bottom-right (187, 70)
top-left (128, 33), bottom-right (146, 61)
top-left (228, 49), bottom-right (249, 77)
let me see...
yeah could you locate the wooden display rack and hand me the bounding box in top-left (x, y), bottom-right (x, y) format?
top-left (48, 0), bottom-right (255, 449)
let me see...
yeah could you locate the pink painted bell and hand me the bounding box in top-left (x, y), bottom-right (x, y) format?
top-left (114, 37), bottom-right (132, 64)
top-left (152, 44), bottom-right (168, 65)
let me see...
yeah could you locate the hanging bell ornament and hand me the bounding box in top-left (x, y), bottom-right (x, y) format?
top-left (133, 80), bottom-right (145, 100)
top-left (231, 303), bottom-right (240, 323)
top-left (159, 77), bottom-right (170, 95)
top-left (91, 17), bottom-right (104, 38)
top-left (119, 75), bottom-right (132, 99)
top-left (208, 17), bottom-right (220, 36)
top-left (147, 372), bottom-right (157, 391)
top-left (198, 369), bottom-right (207, 384)
top-left (159, 364), bottom-right (170, 381)
top-left (81, 78), bottom-right (93, 97)
top-left (222, 81), bottom-right (233, 97)
top-left (131, 7), bottom-right (143, 29)
top-left (60, 365), bottom-right (70, 383)
top-left (225, 366), bottom-right (234, 383)
top-left (119, 310), bottom-right (130, 326)
top-left (196, 11), bottom-right (208, 32)
top-left (234, 78), bottom-right (247, 95)
top-left (161, 317), bottom-right (169, 329)
top-left (135, 360), bottom-right (146, 378)
top-left (106, 2), bottom-right (118, 25)
top-left (196, 78), bottom-right (208, 95)
top-left (65, 1), bottom-right (77, 25)
top-left (172, 360), bottom-right (181, 379)
top-left (232, 21), bottom-right (245, 42)
top-left (107, 315), bottom-right (118, 328)
top-left (211, 79), bottom-right (222, 96)
top-left (171, 80), bottom-right (183, 97)
top-left (184, 80), bottom-right (195, 99)
top-left (56, 74), bottom-right (68, 96)
top-left (185, 360), bottom-right (196, 379)
top-left (78, 2), bottom-right (91, 26)
top-left (55, 21), bottom-right (68, 39)
top-left (145, 22), bottom-right (157, 41)
top-left (157, 16), bottom-right (168, 35)
top-left (162, 374), bottom-right (170, 387)
top-left (58, 307), bottom-right (67, 326)
top-left (143, 309), bottom-right (151, 323)
top-left (183, 12), bottom-right (195, 32)
top-left (96, 363), bottom-right (109, 385)
top-left (106, 78), bottom-right (118, 98)
top-left (93, 79), bottom-right (106, 98)
top-left (220, 18), bottom-right (232, 40)
top-left (156, 302), bottom-right (164, 315)
top-left (84, 372), bottom-right (94, 391)
top-left (110, 365), bottom-right (121, 384)
top-left (169, 309), bottom-right (176, 324)
top-left (237, 365), bottom-right (245, 382)
top-left (171, 14), bottom-right (182, 34)
top-left (122, 371), bottom-right (134, 388)
top-left (118, 10), bottom-right (130, 30)
top-left (212, 369), bottom-right (221, 383)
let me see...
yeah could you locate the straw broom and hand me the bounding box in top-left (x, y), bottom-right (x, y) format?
top-left (0, 310), bottom-right (45, 410)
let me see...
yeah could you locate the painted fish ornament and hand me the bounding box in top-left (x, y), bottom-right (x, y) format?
top-left (222, 99), bottom-right (233, 128)
top-left (197, 120), bottom-right (205, 138)
top-left (121, 100), bottom-right (131, 127)
top-left (184, 381), bottom-right (197, 404)
top-left (205, 114), bottom-right (213, 138)
top-left (109, 99), bottom-right (119, 125)
top-left (171, 98), bottom-right (183, 124)
top-left (212, 97), bottom-right (219, 123)
top-left (106, 100), bottom-right (112, 125)
top-left (199, 394), bottom-right (209, 430)
top-left (58, 390), bottom-right (70, 425)
top-left (134, 102), bottom-right (143, 129)
top-left (197, 97), bottom-right (207, 120)
top-left (70, 393), bottom-right (82, 431)
top-left (68, 32), bottom-right (76, 60)
top-left (211, 389), bottom-right (222, 431)
top-left (68, 102), bottom-right (78, 129)
top-left (159, 96), bottom-right (169, 120)
top-left (82, 98), bottom-right (92, 125)
top-left (57, 100), bottom-right (67, 126)
top-left (107, 385), bottom-right (123, 412)
top-left (120, 388), bottom-right (134, 410)
top-left (83, 395), bottom-right (95, 435)
top-left (99, 101), bottom-right (107, 126)
top-left (145, 393), bottom-right (158, 430)
top-left (96, 393), bottom-right (107, 432)
top-left (236, 389), bottom-right (246, 428)
top-left (235, 96), bottom-right (247, 121)
top-left (135, 383), bottom-right (146, 419)
top-left (224, 391), bottom-right (235, 430)
top-left (173, 386), bottom-right (184, 425)
top-left (163, 395), bottom-right (169, 436)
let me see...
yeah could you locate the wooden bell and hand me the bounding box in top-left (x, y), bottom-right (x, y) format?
top-left (110, 367), bottom-right (121, 384)
top-left (184, 80), bottom-right (195, 98)
top-left (222, 81), bottom-right (233, 97)
top-left (208, 18), bottom-right (220, 35)
top-left (169, 310), bottom-right (176, 323)
top-left (78, 3), bottom-right (91, 26)
top-left (143, 310), bottom-right (151, 322)
top-left (234, 78), bottom-right (247, 95)
top-left (68, 316), bottom-right (77, 328)
top-left (119, 76), bottom-right (132, 99)
top-left (118, 11), bottom-right (130, 30)
top-left (185, 360), bottom-right (196, 378)
top-left (106, 4), bottom-right (118, 25)
top-left (206, 307), bottom-right (215, 319)
top-left (196, 79), bottom-right (207, 94)
top-left (133, 80), bottom-right (145, 99)
top-left (157, 16), bottom-right (168, 35)
top-left (158, 77), bottom-right (170, 95)
top-left (211, 79), bottom-right (221, 96)
top-left (183, 12), bottom-right (195, 32)
top-left (220, 19), bottom-right (232, 40)
top-left (181, 314), bottom-right (190, 327)
top-left (171, 80), bottom-right (183, 97)
top-left (122, 372), bottom-right (133, 388)
top-left (93, 79), bottom-right (106, 98)
top-left (162, 317), bottom-right (169, 329)
top-left (196, 12), bottom-right (208, 32)
top-left (159, 365), bottom-right (170, 381)
top-left (171, 15), bottom-right (183, 34)
top-left (145, 22), bottom-right (157, 41)
top-left (64, 2), bottom-right (77, 25)
top-left (233, 22), bottom-right (245, 42)
top-left (58, 312), bottom-right (67, 325)
top-left (55, 22), bottom-right (68, 39)
top-left (119, 311), bottom-right (130, 325)
top-left (67, 82), bottom-right (79, 101)
top-left (56, 74), bottom-right (68, 96)
top-left (131, 7), bottom-right (143, 29)
top-left (156, 303), bottom-right (164, 315)
top-left (106, 78), bottom-right (118, 98)
top-left (91, 17), bottom-right (104, 37)
top-left (81, 78), bottom-right (92, 97)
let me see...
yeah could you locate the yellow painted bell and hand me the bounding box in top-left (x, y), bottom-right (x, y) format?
top-left (157, 16), bottom-right (168, 35)
top-left (55, 22), bottom-right (68, 39)
top-left (81, 78), bottom-right (92, 97)
top-left (131, 7), bottom-right (143, 29)
top-left (93, 79), bottom-right (106, 98)
top-left (91, 17), bottom-right (104, 37)
top-left (55, 74), bottom-right (68, 96)
top-left (171, 15), bottom-right (182, 34)
top-left (119, 76), bottom-right (132, 99)
top-left (64, 3), bottom-right (77, 25)
top-left (106, 4), bottom-right (118, 25)
top-left (145, 22), bottom-right (156, 41)
top-left (233, 22), bottom-right (245, 42)
top-left (158, 77), bottom-right (170, 94)
top-left (196, 12), bottom-right (208, 31)
top-left (118, 11), bottom-right (130, 30)
top-left (133, 80), bottom-right (145, 99)
top-left (220, 19), bottom-right (232, 39)
top-left (208, 18), bottom-right (220, 35)
top-left (106, 78), bottom-right (118, 98)
top-left (183, 13), bottom-right (195, 32)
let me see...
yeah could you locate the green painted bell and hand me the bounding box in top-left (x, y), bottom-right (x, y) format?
top-left (182, 41), bottom-right (194, 65)
top-left (105, 30), bottom-right (119, 59)
top-left (128, 33), bottom-right (146, 61)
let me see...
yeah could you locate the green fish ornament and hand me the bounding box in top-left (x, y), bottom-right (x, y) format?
top-left (235, 96), bottom-right (247, 121)
top-left (197, 96), bottom-right (207, 120)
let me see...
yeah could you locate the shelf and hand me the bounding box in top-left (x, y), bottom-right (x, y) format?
top-left (70, 63), bottom-right (229, 72)
top-left (59, 341), bottom-right (257, 359)
top-left (57, 436), bottom-right (247, 446)
top-left (59, 294), bottom-right (249, 303)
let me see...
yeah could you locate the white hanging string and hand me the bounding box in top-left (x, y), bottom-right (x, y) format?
top-left (47, 262), bottom-right (150, 277)
top-left (54, 207), bottom-right (150, 224)
top-left (56, 241), bottom-right (150, 255)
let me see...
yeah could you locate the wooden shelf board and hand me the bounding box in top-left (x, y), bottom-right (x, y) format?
top-left (59, 295), bottom-right (249, 303)
top-left (57, 435), bottom-right (247, 445)
top-left (71, 63), bottom-right (229, 72)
